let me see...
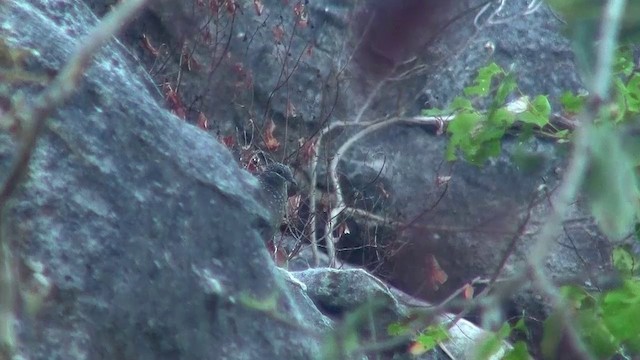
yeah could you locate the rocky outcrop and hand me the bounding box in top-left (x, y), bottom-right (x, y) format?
top-left (0, 1), bottom-right (329, 359)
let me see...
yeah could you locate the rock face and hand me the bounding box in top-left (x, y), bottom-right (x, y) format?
top-left (0, 0), bottom-right (627, 358)
top-left (0, 1), bottom-right (330, 359)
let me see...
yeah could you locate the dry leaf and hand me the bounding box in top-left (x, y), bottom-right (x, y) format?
top-left (221, 135), bottom-right (235, 148)
top-left (334, 222), bottom-right (350, 240)
top-left (226, 0), bottom-right (237, 14)
top-left (425, 254), bottom-right (447, 291)
top-left (266, 240), bottom-right (289, 267)
top-left (408, 341), bottom-right (427, 356)
top-left (263, 119), bottom-right (280, 152)
top-left (141, 34), bottom-right (159, 57)
top-left (286, 100), bottom-right (297, 118)
top-left (463, 283), bottom-right (474, 300)
top-left (162, 83), bottom-right (186, 120)
top-left (298, 137), bottom-right (316, 165)
top-left (209, 0), bottom-right (220, 15)
top-left (377, 183), bottom-right (390, 199)
top-left (197, 112), bottom-right (209, 130)
top-left (272, 25), bottom-right (285, 42)
top-left (253, 0), bottom-right (264, 15)
top-left (293, 1), bottom-right (308, 27)
top-left (181, 50), bottom-right (201, 72)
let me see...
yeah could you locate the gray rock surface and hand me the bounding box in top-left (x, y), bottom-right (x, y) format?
top-left (3, 0), bottom-right (630, 358)
top-left (112, 0), bottom-right (615, 324)
top-left (292, 268), bottom-right (448, 360)
top-left (0, 1), bottom-right (329, 359)
top-left (2, 1), bottom-right (468, 359)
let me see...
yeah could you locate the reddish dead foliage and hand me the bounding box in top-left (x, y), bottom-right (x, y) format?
top-left (263, 118), bottom-right (280, 152)
top-left (141, 34), bottom-right (159, 57)
top-left (424, 254), bottom-right (447, 291)
top-left (197, 112), bottom-right (209, 130)
top-left (162, 83), bottom-right (187, 120)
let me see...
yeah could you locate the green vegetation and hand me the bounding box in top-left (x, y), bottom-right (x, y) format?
top-left (399, 4), bottom-right (640, 357)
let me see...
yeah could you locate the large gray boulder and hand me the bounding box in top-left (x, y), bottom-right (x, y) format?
top-left (0, 1), bottom-right (332, 359)
top-left (114, 0), bottom-right (614, 324)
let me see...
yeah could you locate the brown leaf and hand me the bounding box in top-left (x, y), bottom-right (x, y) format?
top-left (293, 1), bottom-right (304, 16)
top-left (408, 341), bottom-right (427, 356)
top-left (209, 0), bottom-right (220, 15)
top-left (253, 0), bottom-right (264, 16)
top-left (424, 254), bottom-right (447, 291)
top-left (334, 222), bottom-right (350, 240)
top-left (298, 137), bottom-right (316, 165)
top-left (266, 240), bottom-right (289, 267)
top-left (263, 119), bottom-right (280, 152)
top-left (197, 112), bottom-right (209, 130)
top-left (297, 16), bottom-right (308, 28)
top-left (463, 283), bottom-right (474, 300)
top-left (293, 1), bottom-right (308, 28)
top-left (141, 34), bottom-right (159, 57)
top-left (286, 100), bottom-right (297, 118)
top-left (232, 62), bottom-right (245, 77)
top-left (202, 28), bottom-right (212, 44)
top-left (377, 183), bottom-right (390, 199)
top-left (221, 135), bottom-right (235, 148)
top-left (181, 50), bottom-right (201, 72)
top-left (162, 83), bottom-right (186, 120)
top-left (226, 0), bottom-right (237, 14)
top-left (272, 25), bottom-right (285, 42)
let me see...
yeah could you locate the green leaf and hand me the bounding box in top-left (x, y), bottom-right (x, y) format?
top-left (519, 95), bottom-right (551, 127)
top-left (577, 309), bottom-right (619, 359)
top-left (446, 111), bottom-right (482, 161)
top-left (494, 73), bottom-right (517, 105)
top-left (560, 91), bottom-right (586, 114)
top-left (415, 325), bottom-right (449, 352)
top-left (614, 47), bottom-right (635, 77)
top-left (487, 107), bottom-right (516, 128)
top-left (560, 285), bottom-right (593, 309)
top-left (625, 333), bottom-right (640, 353)
top-left (475, 333), bottom-right (503, 360)
top-left (450, 96), bottom-right (474, 111)
top-left (586, 124), bottom-right (640, 240)
top-left (612, 246), bottom-right (635, 274)
top-left (612, 77), bottom-right (629, 122)
top-left (602, 279), bottom-right (640, 341)
top-left (470, 138), bottom-right (501, 165)
top-left (387, 322), bottom-right (410, 336)
top-left (625, 74), bottom-right (640, 113)
top-left (464, 62), bottom-right (503, 97)
top-left (555, 129), bottom-right (570, 140)
top-left (513, 318), bottom-right (526, 333)
top-left (497, 322), bottom-right (512, 339)
top-left (503, 342), bottom-right (530, 360)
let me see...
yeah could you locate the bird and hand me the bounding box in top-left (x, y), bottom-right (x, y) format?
top-left (256, 163), bottom-right (297, 241)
